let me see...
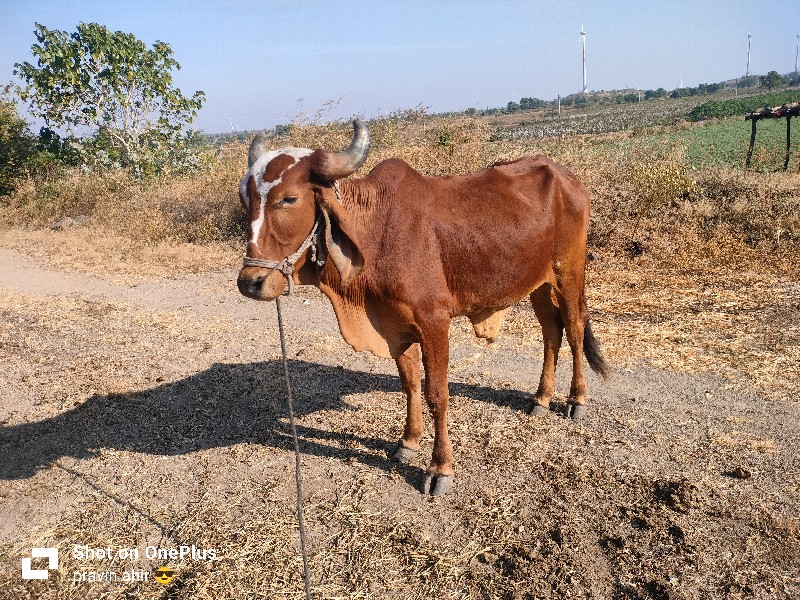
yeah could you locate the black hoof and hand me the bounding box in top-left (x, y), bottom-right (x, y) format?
top-left (422, 472), bottom-right (454, 496)
top-left (525, 399), bottom-right (550, 416)
top-left (568, 404), bottom-right (587, 420)
top-left (390, 442), bottom-right (418, 463)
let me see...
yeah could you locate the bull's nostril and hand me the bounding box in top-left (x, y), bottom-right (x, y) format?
top-left (237, 275), bottom-right (264, 296)
top-left (251, 276), bottom-right (265, 293)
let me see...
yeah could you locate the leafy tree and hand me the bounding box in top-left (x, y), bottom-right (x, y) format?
top-left (35, 127), bottom-right (83, 168)
top-left (696, 83), bottom-right (723, 95)
top-left (0, 94), bottom-right (36, 195)
top-left (739, 75), bottom-right (759, 88)
top-left (759, 70), bottom-right (784, 90)
top-left (613, 93), bottom-right (638, 104)
top-left (670, 87), bottom-right (690, 99)
top-left (519, 97), bottom-right (546, 110)
top-left (14, 22), bottom-right (206, 176)
top-left (644, 88), bottom-right (668, 100)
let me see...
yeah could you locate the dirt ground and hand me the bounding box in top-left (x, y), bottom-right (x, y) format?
top-left (0, 227), bottom-right (798, 599)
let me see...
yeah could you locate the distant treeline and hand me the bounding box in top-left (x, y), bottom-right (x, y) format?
top-left (206, 124), bottom-right (291, 146)
top-left (202, 71), bottom-right (800, 144)
top-left (489, 71), bottom-right (800, 116)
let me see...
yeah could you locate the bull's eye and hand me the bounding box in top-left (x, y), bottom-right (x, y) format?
top-left (277, 196), bottom-right (298, 207)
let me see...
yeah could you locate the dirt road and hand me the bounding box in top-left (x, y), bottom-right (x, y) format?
top-left (1, 242), bottom-right (798, 598)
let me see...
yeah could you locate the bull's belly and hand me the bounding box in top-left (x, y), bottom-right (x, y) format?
top-left (449, 265), bottom-right (550, 316)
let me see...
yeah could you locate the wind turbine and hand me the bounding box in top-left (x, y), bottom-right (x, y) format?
top-left (581, 25), bottom-right (587, 94)
top-left (746, 33), bottom-right (751, 77)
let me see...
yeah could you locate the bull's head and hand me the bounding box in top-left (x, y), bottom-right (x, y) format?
top-left (237, 120), bottom-right (370, 300)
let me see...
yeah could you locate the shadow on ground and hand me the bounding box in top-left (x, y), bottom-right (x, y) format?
top-left (0, 360), bottom-right (532, 482)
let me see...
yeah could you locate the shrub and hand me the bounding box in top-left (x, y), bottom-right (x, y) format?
top-left (0, 99), bottom-right (36, 196)
top-left (687, 90), bottom-right (800, 121)
top-left (14, 22), bottom-right (206, 178)
top-left (628, 160), bottom-right (698, 210)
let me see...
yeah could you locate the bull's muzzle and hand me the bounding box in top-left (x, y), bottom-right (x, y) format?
top-left (237, 267), bottom-right (287, 300)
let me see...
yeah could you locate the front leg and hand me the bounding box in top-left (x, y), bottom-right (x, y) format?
top-left (391, 343), bottom-right (422, 463)
top-left (419, 319), bottom-right (454, 496)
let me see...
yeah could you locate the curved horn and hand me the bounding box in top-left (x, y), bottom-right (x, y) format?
top-left (313, 119), bottom-right (371, 180)
top-left (247, 131), bottom-right (270, 168)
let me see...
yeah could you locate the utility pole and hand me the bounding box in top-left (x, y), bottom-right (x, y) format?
top-left (746, 33), bottom-right (751, 77)
top-left (795, 33), bottom-right (799, 74)
top-left (581, 25), bottom-right (587, 94)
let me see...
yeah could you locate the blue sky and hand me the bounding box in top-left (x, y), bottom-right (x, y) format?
top-left (1, 0), bottom-right (798, 133)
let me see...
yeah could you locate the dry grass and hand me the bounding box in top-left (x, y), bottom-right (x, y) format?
top-left (1, 112), bottom-right (799, 599)
top-left (3, 115), bottom-right (797, 393)
top-left (4, 113), bottom-right (798, 272)
top-left (0, 227), bottom-right (240, 282)
top-left (1, 143), bottom-right (247, 245)
top-left (591, 259), bottom-right (799, 401)
top-left (0, 260), bottom-right (798, 598)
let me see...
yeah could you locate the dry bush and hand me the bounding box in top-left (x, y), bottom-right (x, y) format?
top-left (692, 168), bottom-right (800, 246)
top-left (283, 112), bottom-right (497, 177)
top-left (2, 112), bottom-right (799, 276)
top-left (627, 160), bottom-right (698, 210)
top-left (1, 171), bottom-right (136, 227)
top-left (0, 145), bottom-right (248, 247)
top-left (543, 135), bottom-right (800, 269)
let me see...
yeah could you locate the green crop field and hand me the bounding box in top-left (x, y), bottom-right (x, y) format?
top-left (603, 117), bottom-right (797, 172)
top-left (674, 118), bottom-right (793, 171)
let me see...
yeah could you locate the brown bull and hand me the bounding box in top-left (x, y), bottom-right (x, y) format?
top-left (238, 120), bottom-right (608, 495)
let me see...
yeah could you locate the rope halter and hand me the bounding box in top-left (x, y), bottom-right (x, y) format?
top-left (242, 214), bottom-right (325, 296)
top-left (241, 181), bottom-right (342, 297)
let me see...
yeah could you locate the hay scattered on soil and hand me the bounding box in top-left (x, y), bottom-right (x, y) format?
top-left (1, 239), bottom-right (798, 598)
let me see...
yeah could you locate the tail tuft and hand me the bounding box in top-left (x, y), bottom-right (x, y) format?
top-left (584, 319), bottom-right (610, 379)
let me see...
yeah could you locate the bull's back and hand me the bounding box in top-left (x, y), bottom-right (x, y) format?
top-left (425, 157), bottom-right (589, 311)
top-left (364, 156), bottom-right (590, 314)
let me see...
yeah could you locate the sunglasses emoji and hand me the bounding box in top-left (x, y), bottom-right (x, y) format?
top-left (154, 567), bottom-right (175, 585)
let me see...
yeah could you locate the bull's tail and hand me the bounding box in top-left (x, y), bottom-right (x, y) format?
top-left (583, 318), bottom-right (610, 379)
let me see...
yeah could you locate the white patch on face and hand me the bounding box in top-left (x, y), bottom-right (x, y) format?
top-left (240, 147), bottom-right (314, 247)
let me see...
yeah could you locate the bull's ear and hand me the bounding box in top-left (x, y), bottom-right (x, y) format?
top-left (316, 192), bottom-right (364, 286)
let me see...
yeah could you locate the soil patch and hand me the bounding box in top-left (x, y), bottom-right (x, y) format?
top-left (1, 235), bottom-right (798, 599)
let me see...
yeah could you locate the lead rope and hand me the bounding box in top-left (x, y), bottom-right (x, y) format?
top-left (253, 181), bottom-right (344, 597)
top-left (275, 296), bottom-right (312, 599)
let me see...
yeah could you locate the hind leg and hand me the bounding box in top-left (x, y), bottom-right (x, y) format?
top-left (527, 283), bottom-right (563, 416)
top-left (554, 287), bottom-right (589, 419)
